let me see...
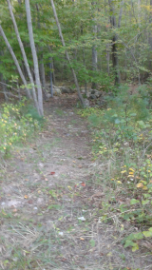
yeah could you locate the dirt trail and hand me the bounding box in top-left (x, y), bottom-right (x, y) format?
top-left (0, 100), bottom-right (151, 270)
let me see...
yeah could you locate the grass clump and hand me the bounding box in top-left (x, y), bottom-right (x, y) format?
top-left (0, 99), bottom-right (43, 156)
top-left (78, 84), bottom-right (152, 252)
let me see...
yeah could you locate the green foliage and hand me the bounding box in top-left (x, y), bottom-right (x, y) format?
top-left (78, 85), bottom-right (152, 252)
top-left (0, 99), bottom-right (42, 156)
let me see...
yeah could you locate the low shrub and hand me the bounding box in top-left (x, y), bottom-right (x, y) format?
top-left (78, 84), bottom-right (152, 252)
top-left (0, 99), bottom-right (43, 156)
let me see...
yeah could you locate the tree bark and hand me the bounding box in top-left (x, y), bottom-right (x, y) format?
top-left (0, 75), bottom-right (8, 102)
top-left (92, 1), bottom-right (98, 89)
top-left (149, 0), bottom-right (152, 70)
top-left (25, 0), bottom-right (43, 116)
top-left (50, 0), bottom-right (85, 107)
top-left (35, 3), bottom-right (48, 100)
top-left (0, 24), bottom-right (31, 99)
top-left (7, 0), bottom-right (40, 114)
top-left (108, 0), bottom-right (123, 85)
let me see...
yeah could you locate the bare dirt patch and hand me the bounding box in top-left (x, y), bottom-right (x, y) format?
top-left (0, 99), bottom-right (151, 270)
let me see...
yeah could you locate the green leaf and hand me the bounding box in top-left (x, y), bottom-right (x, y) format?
top-left (115, 118), bottom-right (120, 124)
top-left (132, 243), bottom-right (139, 252)
top-left (143, 231), bottom-right (152, 237)
top-left (142, 200), bottom-right (149, 205)
top-left (90, 239), bottom-right (96, 247)
top-left (133, 232), bottom-right (143, 240)
top-left (130, 199), bottom-right (139, 205)
top-left (124, 239), bottom-right (134, 248)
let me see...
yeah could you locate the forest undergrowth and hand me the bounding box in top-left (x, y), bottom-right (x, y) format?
top-left (0, 86), bottom-right (152, 270)
top-left (78, 84), bottom-right (152, 254)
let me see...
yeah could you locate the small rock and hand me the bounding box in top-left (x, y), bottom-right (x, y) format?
top-left (39, 162), bottom-right (44, 168)
top-left (37, 198), bottom-right (44, 205)
top-left (1, 202), bottom-right (5, 207)
top-left (58, 231), bottom-right (64, 236)
top-left (78, 216), bottom-right (86, 221)
top-left (84, 98), bottom-right (90, 107)
top-left (60, 86), bottom-right (71, 94)
top-left (90, 94), bottom-right (97, 100)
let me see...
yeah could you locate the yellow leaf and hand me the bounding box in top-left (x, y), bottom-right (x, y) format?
top-left (121, 170), bottom-right (127, 174)
top-left (24, 195), bottom-right (28, 199)
top-left (80, 237), bottom-right (85, 241)
top-left (38, 190), bottom-right (41, 193)
top-left (129, 172), bottom-right (134, 175)
top-left (142, 186), bottom-right (148, 190)
top-left (136, 183), bottom-right (144, 188)
top-left (129, 168), bottom-right (135, 172)
top-left (117, 181), bottom-right (122, 184)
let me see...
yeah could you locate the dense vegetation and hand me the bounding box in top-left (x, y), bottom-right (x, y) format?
top-left (1, 0), bottom-right (152, 268)
top-left (1, 0), bottom-right (152, 108)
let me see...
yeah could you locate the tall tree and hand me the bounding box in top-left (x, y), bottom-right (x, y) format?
top-left (0, 24), bottom-right (31, 99)
top-left (25, 0), bottom-right (43, 116)
top-left (7, 0), bottom-right (39, 113)
top-left (50, 0), bottom-right (85, 107)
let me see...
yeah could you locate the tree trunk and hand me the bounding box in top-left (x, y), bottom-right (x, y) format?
top-left (108, 0), bottom-right (122, 85)
top-left (49, 60), bottom-right (53, 97)
top-left (25, 0), bottom-right (43, 116)
top-left (7, 0), bottom-right (40, 114)
top-left (0, 24), bottom-right (31, 99)
top-left (149, 0), bottom-right (152, 70)
top-left (35, 3), bottom-right (48, 100)
top-left (0, 75), bottom-right (8, 102)
top-left (92, 2), bottom-right (98, 89)
top-left (50, 0), bottom-right (85, 107)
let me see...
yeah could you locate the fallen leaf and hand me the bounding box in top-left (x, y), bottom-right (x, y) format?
top-left (136, 183), bottom-right (144, 188)
top-left (12, 209), bottom-right (18, 213)
top-left (80, 237), bottom-right (85, 241)
top-left (27, 200), bottom-right (33, 204)
top-left (81, 182), bottom-right (86, 187)
top-left (49, 172), bottom-right (55, 175)
top-left (60, 257), bottom-right (67, 262)
top-left (24, 195), bottom-right (28, 199)
top-left (91, 192), bottom-right (104, 199)
top-left (121, 170), bottom-right (127, 173)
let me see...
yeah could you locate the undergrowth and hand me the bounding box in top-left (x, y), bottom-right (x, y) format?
top-left (0, 98), bottom-right (43, 157)
top-left (78, 84), bottom-right (152, 252)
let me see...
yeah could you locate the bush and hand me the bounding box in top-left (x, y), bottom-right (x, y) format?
top-left (0, 99), bottom-right (43, 156)
top-left (78, 84), bottom-right (152, 252)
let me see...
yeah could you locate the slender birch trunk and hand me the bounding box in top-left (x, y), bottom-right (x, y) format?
top-left (35, 3), bottom-right (48, 100)
top-left (7, 0), bottom-right (40, 113)
top-left (0, 24), bottom-right (31, 99)
top-left (50, 0), bottom-right (85, 107)
top-left (25, 0), bottom-right (43, 116)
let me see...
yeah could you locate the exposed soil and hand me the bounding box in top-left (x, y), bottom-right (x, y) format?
top-left (0, 97), bottom-right (152, 270)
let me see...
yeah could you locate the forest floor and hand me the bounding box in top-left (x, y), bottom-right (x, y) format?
top-left (0, 96), bottom-right (152, 270)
